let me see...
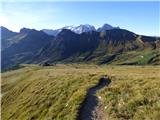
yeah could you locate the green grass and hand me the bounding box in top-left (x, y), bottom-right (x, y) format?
top-left (110, 49), bottom-right (160, 65)
top-left (2, 64), bottom-right (160, 120)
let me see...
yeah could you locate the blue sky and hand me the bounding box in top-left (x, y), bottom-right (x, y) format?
top-left (0, 1), bottom-right (159, 36)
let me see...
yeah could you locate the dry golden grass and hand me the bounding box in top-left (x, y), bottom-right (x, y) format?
top-left (1, 64), bottom-right (160, 120)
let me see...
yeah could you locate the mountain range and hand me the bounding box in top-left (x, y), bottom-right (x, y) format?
top-left (1, 24), bottom-right (160, 70)
top-left (42, 24), bottom-right (119, 36)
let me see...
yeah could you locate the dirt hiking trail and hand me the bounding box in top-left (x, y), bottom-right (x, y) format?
top-left (77, 77), bottom-right (111, 120)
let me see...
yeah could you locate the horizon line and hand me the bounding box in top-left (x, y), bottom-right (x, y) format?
top-left (1, 25), bottom-right (160, 37)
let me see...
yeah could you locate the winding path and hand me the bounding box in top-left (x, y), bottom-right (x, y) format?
top-left (77, 77), bottom-right (111, 120)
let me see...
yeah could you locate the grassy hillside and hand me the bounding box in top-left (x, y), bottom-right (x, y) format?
top-left (109, 49), bottom-right (160, 65)
top-left (2, 64), bottom-right (160, 120)
top-left (59, 49), bottom-right (160, 65)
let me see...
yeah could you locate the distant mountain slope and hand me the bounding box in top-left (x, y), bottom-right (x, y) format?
top-left (34, 29), bottom-right (99, 62)
top-left (97, 23), bottom-right (119, 32)
top-left (1, 26), bottom-right (160, 70)
top-left (42, 29), bottom-right (61, 36)
top-left (43, 24), bottom-right (96, 36)
top-left (42, 23), bottom-right (119, 36)
top-left (1, 27), bottom-right (54, 70)
top-left (36, 29), bottom-right (160, 64)
top-left (1, 26), bottom-right (18, 50)
top-left (63, 24), bottom-right (96, 34)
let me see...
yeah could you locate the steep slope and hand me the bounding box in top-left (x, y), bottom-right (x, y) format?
top-left (2, 27), bottom-right (160, 70)
top-left (36, 29), bottom-right (160, 64)
top-left (1, 28), bottom-right (54, 70)
top-left (34, 29), bottom-right (99, 63)
top-left (1, 26), bottom-right (18, 50)
top-left (85, 29), bottom-right (160, 64)
top-left (42, 29), bottom-right (61, 36)
top-left (97, 23), bottom-right (119, 32)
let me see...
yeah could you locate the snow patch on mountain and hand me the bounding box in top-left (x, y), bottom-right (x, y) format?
top-left (42, 23), bottom-right (119, 36)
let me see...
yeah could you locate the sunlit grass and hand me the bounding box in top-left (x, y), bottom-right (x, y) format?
top-left (1, 64), bottom-right (160, 120)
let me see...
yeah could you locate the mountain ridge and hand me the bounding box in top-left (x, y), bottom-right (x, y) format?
top-left (1, 26), bottom-right (160, 70)
top-left (42, 23), bottom-right (119, 36)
